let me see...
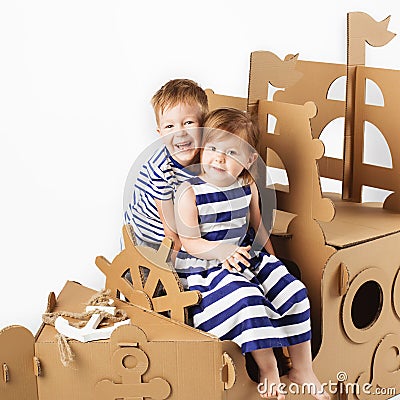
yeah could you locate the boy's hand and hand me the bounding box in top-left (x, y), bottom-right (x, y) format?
top-left (222, 245), bottom-right (251, 272)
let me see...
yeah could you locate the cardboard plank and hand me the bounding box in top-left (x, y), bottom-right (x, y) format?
top-left (0, 326), bottom-right (38, 400)
top-left (319, 193), bottom-right (400, 248)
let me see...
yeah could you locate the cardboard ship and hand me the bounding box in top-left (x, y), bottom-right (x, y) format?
top-left (1, 11), bottom-right (400, 400)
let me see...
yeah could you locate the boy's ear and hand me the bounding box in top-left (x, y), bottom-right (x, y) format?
top-left (247, 153), bottom-right (258, 168)
top-left (156, 127), bottom-right (161, 135)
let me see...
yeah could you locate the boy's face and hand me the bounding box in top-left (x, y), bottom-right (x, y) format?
top-left (157, 103), bottom-right (202, 167)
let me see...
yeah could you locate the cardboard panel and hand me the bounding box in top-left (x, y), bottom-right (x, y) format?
top-left (343, 12), bottom-right (396, 200)
top-left (274, 60), bottom-right (346, 182)
top-left (351, 66), bottom-right (400, 210)
top-left (274, 60), bottom-right (346, 140)
top-left (347, 12), bottom-right (396, 67)
top-left (36, 333), bottom-right (225, 400)
top-left (0, 326), bottom-right (38, 400)
top-left (247, 51), bottom-right (303, 114)
top-left (257, 99), bottom-right (335, 224)
top-left (256, 99), bottom-right (339, 347)
top-left (205, 89), bottom-right (247, 112)
top-left (319, 193), bottom-right (400, 248)
top-left (36, 282), bottom-right (226, 400)
top-left (314, 232), bottom-right (400, 398)
top-left (36, 282), bottom-right (293, 400)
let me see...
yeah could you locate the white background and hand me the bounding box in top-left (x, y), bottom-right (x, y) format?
top-left (0, 0), bottom-right (399, 346)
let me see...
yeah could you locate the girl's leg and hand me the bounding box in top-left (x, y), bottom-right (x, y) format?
top-left (251, 348), bottom-right (285, 400)
top-left (287, 341), bottom-right (330, 400)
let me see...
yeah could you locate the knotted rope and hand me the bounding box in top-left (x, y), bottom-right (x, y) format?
top-left (42, 289), bottom-right (128, 367)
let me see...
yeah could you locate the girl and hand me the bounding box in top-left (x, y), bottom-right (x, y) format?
top-left (174, 108), bottom-right (329, 400)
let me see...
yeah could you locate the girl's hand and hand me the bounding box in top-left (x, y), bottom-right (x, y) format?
top-left (222, 245), bottom-right (251, 272)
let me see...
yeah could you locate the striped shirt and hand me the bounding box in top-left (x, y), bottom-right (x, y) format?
top-left (124, 146), bottom-right (195, 244)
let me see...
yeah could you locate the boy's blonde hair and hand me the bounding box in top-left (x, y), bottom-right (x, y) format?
top-left (151, 79), bottom-right (209, 125)
top-left (203, 107), bottom-right (259, 184)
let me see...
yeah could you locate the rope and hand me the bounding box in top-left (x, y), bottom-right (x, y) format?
top-left (42, 308), bottom-right (128, 327)
top-left (86, 288), bottom-right (113, 306)
top-left (42, 289), bottom-right (128, 367)
top-left (56, 333), bottom-right (75, 367)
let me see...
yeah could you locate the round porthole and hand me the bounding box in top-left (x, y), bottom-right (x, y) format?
top-left (351, 280), bottom-right (382, 329)
top-left (342, 267), bottom-right (386, 343)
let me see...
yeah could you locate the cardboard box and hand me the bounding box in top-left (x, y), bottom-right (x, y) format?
top-left (1, 280), bottom-right (272, 400)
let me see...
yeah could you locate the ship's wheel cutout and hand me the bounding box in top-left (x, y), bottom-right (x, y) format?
top-left (95, 225), bottom-right (201, 324)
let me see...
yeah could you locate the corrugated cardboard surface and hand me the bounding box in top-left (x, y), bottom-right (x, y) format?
top-left (353, 65), bottom-right (400, 210)
top-left (314, 231), bottom-right (400, 397)
top-left (319, 193), bottom-right (400, 248)
top-left (271, 193), bottom-right (400, 249)
top-left (36, 338), bottom-right (223, 400)
top-left (35, 281), bottom-right (226, 400)
top-left (0, 325), bottom-right (38, 400)
top-left (273, 59), bottom-right (346, 183)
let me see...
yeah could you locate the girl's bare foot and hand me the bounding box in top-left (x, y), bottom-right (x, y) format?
top-left (288, 367), bottom-right (330, 400)
top-left (258, 366), bottom-right (285, 399)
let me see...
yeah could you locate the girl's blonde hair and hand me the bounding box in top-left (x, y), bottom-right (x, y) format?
top-left (203, 108), bottom-right (259, 184)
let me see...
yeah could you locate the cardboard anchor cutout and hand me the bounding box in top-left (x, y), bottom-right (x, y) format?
top-left (95, 325), bottom-right (171, 400)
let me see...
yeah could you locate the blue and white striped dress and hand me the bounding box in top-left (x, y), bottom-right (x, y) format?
top-left (175, 177), bottom-right (311, 354)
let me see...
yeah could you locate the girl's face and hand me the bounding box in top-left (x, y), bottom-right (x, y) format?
top-left (201, 133), bottom-right (257, 186)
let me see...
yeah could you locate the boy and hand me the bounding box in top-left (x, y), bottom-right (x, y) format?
top-left (124, 79), bottom-right (209, 251)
